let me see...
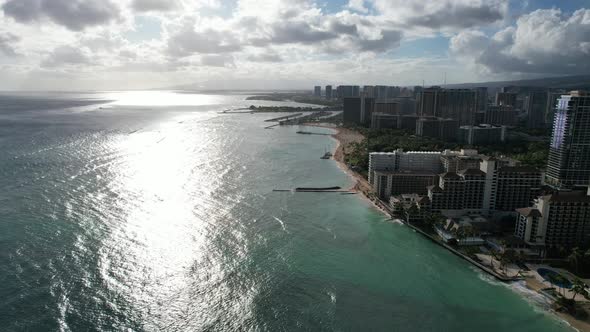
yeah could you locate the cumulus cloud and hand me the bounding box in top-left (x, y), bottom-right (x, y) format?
top-left (450, 8), bottom-right (590, 75)
top-left (370, 0), bottom-right (508, 31)
top-left (167, 24), bottom-right (242, 57)
top-left (131, 0), bottom-right (179, 12)
top-left (247, 53), bottom-right (283, 62)
top-left (41, 46), bottom-right (91, 68)
top-left (2, 0), bottom-right (121, 31)
top-left (0, 32), bottom-right (20, 56)
top-left (201, 54), bottom-right (234, 67)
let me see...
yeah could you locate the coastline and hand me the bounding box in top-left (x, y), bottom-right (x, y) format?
top-left (523, 276), bottom-right (590, 331)
top-left (303, 123), bottom-right (393, 217)
top-left (304, 123), bottom-right (589, 332)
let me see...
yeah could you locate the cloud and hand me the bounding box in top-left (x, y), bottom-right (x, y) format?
top-left (2, 0), bottom-right (121, 31)
top-left (167, 24), bottom-right (242, 57)
top-left (450, 8), bottom-right (590, 75)
top-left (370, 0), bottom-right (508, 31)
top-left (41, 46), bottom-right (91, 68)
top-left (347, 0), bottom-right (369, 14)
top-left (406, 4), bottom-right (504, 29)
top-left (247, 53), bottom-right (283, 62)
top-left (0, 32), bottom-right (20, 56)
top-left (201, 54), bottom-right (234, 67)
top-left (131, 0), bottom-right (179, 12)
top-left (267, 21), bottom-right (338, 44)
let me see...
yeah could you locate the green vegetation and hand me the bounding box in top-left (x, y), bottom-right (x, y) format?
top-left (476, 141), bottom-right (549, 169)
top-left (566, 247), bottom-right (590, 278)
top-left (513, 127), bottom-right (553, 137)
top-left (343, 127), bottom-right (550, 174)
top-left (246, 93), bottom-right (342, 107)
top-left (248, 105), bottom-right (318, 112)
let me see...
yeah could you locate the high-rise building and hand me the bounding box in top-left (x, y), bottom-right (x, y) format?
top-left (370, 113), bottom-right (398, 129)
top-left (373, 171), bottom-right (438, 200)
top-left (417, 87), bottom-right (477, 125)
top-left (459, 125), bottom-right (506, 145)
top-left (368, 149), bottom-right (442, 185)
top-left (373, 85), bottom-right (386, 100)
top-left (475, 87), bottom-right (488, 113)
top-left (337, 85), bottom-right (360, 98)
top-left (391, 97), bottom-right (417, 115)
top-left (374, 100), bottom-right (400, 114)
top-left (387, 86), bottom-right (401, 99)
top-left (343, 97), bottom-right (362, 124)
top-left (479, 105), bottom-right (518, 126)
top-left (495, 166), bottom-right (542, 212)
top-left (545, 91), bottom-right (566, 126)
top-left (440, 149), bottom-right (482, 173)
top-left (413, 86), bottom-right (423, 100)
top-left (546, 91), bottom-right (590, 189)
top-left (524, 91), bottom-right (548, 128)
top-left (325, 85), bottom-right (333, 99)
top-left (495, 92), bottom-right (517, 107)
top-left (428, 169), bottom-right (486, 213)
top-left (314, 86), bottom-right (321, 97)
top-left (427, 156), bottom-right (540, 216)
top-left (363, 86), bottom-right (375, 98)
top-left (516, 190), bottom-right (590, 255)
top-left (416, 117), bottom-right (459, 141)
top-left (370, 114), bottom-right (418, 130)
top-left (343, 96), bottom-right (374, 125)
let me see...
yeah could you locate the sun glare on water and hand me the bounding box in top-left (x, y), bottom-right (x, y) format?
top-left (103, 91), bottom-right (223, 107)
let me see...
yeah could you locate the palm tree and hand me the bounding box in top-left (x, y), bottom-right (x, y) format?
top-left (571, 279), bottom-right (588, 300)
top-left (551, 274), bottom-right (570, 297)
top-left (406, 204), bottom-right (419, 224)
top-left (568, 247), bottom-right (584, 274)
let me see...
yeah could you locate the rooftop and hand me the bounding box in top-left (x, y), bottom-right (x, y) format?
top-left (458, 168), bottom-right (486, 176)
top-left (516, 207), bottom-right (542, 217)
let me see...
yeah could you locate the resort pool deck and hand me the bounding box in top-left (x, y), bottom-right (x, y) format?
top-left (537, 268), bottom-right (573, 289)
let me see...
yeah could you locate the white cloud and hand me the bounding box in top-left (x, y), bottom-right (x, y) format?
top-left (2, 0), bottom-right (122, 31)
top-left (450, 8), bottom-right (590, 76)
top-left (0, 0), bottom-right (587, 90)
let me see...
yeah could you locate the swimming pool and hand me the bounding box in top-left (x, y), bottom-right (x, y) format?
top-left (537, 268), bottom-right (572, 288)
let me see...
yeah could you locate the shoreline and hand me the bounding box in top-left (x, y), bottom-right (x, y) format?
top-left (523, 276), bottom-right (590, 331)
top-left (303, 122), bottom-right (589, 332)
top-left (302, 123), bottom-right (392, 217)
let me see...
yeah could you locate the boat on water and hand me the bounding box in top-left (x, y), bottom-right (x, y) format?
top-left (320, 151), bottom-right (333, 159)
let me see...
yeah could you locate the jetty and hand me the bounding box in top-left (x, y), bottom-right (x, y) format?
top-left (273, 186), bottom-right (354, 193)
top-left (219, 108), bottom-right (251, 114)
top-left (264, 113), bottom-right (303, 122)
top-left (296, 131), bottom-right (331, 136)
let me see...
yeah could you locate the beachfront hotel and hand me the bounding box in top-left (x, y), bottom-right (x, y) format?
top-left (370, 149), bottom-right (542, 216)
top-left (516, 189), bottom-right (590, 256)
top-left (368, 149), bottom-right (442, 186)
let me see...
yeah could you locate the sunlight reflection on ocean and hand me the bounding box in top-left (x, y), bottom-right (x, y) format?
top-left (0, 91), bottom-right (573, 331)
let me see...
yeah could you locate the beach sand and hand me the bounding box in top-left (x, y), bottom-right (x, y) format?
top-left (302, 123), bottom-right (392, 216)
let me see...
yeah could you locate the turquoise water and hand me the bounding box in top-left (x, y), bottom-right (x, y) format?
top-left (0, 91), bottom-right (572, 331)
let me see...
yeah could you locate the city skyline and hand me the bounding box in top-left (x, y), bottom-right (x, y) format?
top-left (0, 0), bottom-right (589, 90)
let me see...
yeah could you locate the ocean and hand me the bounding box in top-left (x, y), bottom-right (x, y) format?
top-left (0, 91), bottom-right (572, 331)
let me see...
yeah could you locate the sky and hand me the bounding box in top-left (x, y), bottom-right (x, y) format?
top-left (0, 0), bottom-right (589, 90)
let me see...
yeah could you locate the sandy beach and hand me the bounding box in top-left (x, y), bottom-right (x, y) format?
top-left (302, 123), bottom-right (393, 216)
